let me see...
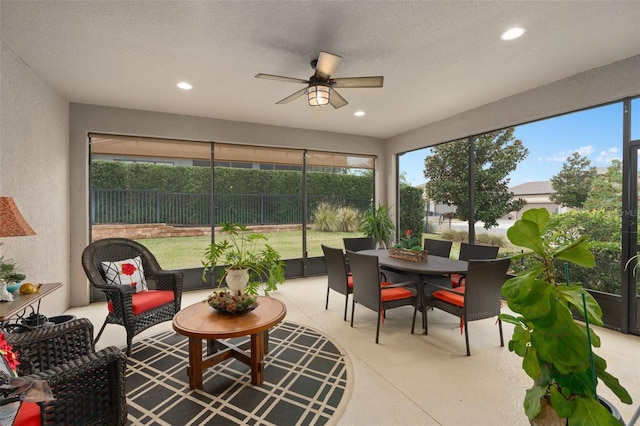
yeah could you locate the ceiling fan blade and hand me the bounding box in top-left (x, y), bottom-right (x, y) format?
top-left (314, 51), bottom-right (342, 80)
top-left (329, 89), bottom-right (348, 109)
top-left (276, 88), bottom-right (307, 104)
top-left (330, 76), bottom-right (384, 88)
top-left (255, 73), bottom-right (309, 84)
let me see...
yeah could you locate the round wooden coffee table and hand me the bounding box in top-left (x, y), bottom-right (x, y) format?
top-left (172, 296), bottom-right (286, 389)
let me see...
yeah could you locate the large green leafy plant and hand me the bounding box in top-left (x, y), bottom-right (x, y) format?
top-left (359, 204), bottom-right (394, 249)
top-left (202, 223), bottom-right (285, 296)
top-left (500, 208), bottom-right (631, 425)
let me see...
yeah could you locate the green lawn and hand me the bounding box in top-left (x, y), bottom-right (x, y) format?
top-left (137, 231), bottom-right (367, 270)
top-left (137, 231), bottom-right (511, 270)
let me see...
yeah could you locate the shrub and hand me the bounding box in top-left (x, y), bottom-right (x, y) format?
top-left (337, 206), bottom-right (361, 232)
top-left (547, 209), bottom-right (620, 245)
top-left (399, 186), bottom-right (425, 243)
top-left (476, 233), bottom-right (506, 247)
top-left (503, 242), bottom-right (621, 295)
top-left (439, 229), bottom-right (468, 242)
top-left (311, 202), bottom-right (339, 231)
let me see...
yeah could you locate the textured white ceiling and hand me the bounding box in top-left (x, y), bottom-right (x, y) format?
top-left (2, 1), bottom-right (639, 139)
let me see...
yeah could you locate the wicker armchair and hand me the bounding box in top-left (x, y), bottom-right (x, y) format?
top-left (421, 258), bottom-right (510, 356)
top-left (322, 245), bottom-right (353, 321)
top-left (346, 251), bottom-right (418, 343)
top-left (5, 318), bottom-right (127, 425)
top-left (81, 238), bottom-right (183, 355)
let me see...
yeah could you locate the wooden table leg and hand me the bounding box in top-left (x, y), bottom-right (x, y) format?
top-left (250, 331), bottom-right (266, 385)
top-left (188, 336), bottom-right (203, 389)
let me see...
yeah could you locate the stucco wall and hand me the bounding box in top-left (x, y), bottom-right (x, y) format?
top-left (0, 41), bottom-right (70, 316)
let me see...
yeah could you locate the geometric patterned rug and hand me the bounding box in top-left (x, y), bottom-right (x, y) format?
top-left (125, 321), bottom-right (353, 425)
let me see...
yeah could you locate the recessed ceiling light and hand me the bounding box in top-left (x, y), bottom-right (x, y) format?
top-left (177, 82), bottom-right (193, 90)
top-left (501, 27), bottom-right (525, 41)
top-left (354, 111), bottom-right (365, 117)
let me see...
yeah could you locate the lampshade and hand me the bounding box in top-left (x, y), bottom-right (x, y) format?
top-left (307, 84), bottom-right (331, 106)
top-left (0, 197), bottom-right (36, 237)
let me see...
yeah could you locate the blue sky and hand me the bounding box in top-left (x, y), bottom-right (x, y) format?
top-left (399, 100), bottom-right (638, 187)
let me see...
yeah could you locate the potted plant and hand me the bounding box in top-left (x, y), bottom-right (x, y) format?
top-left (359, 204), bottom-right (395, 249)
top-left (500, 208), bottom-right (632, 425)
top-left (389, 229), bottom-right (428, 262)
top-left (0, 248), bottom-right (26, 292)
top-left (202, 222), bottom-right (285, 297)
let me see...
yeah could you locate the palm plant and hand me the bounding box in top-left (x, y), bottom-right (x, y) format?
top-left (359, 204), bottom-right (395, 248)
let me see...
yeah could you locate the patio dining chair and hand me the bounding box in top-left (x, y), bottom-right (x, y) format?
top-left (346, 251), bottom-right (418, 343)
top-left (322, 244), bottom-right (353, 321)
top-left (343, 237), bottom-right (375, 252)
top-left (420, 258), bottom-right (510, 356)
top-left (449, 242), bottom-right (499, 287)
top-left (423, 238), bottom-right (453, 258)
top-left (81, 238), bottom-right (183, 355)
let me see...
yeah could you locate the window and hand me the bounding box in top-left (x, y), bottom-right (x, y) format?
top-left (89, 135), bottom-right (376, 273)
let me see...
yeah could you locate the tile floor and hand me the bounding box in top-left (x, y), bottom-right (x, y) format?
top-left (65, 277), bottom-right (640, 425)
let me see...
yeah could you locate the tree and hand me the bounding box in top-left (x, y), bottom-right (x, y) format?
top-left (423, 128), bottom-right (528, 229)
top-left (549, 152), bottom-right (597, 208)
top-left (583, 159), bottom-right (622, 214)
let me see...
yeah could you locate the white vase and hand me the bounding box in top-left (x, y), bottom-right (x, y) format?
top-left (225, 268), bottom-right (249, 293)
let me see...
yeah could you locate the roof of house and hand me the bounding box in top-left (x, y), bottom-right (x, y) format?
top-left (510, 181), bottom-right (555, 196)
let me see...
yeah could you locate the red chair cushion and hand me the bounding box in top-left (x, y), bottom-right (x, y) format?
top-left (380, 281), bottom-right (393, 287)
top-left (108, 290), bottom-right (175, 315)
top-left (14, 402), bottom-right (41, 425)
top-left (450, 273), bottom-right (465, 288)
top-left (381, 287), bottom-right (414, 302)
top-left (347, 275), bottom-right (354, 289)
top-left (432, 289), bottom-right (464, 307)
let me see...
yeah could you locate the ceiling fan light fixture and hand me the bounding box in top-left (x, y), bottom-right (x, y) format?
top-left (307, 84), bottom-right (331, 106)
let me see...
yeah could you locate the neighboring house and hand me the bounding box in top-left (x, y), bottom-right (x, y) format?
top-left (418, 180), bottom-right (564, 221)
top-left (508, 180), bottom-right (565, 220)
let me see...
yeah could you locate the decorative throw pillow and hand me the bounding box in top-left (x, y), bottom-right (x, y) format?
top-left (0, 333), bottom-right (20, 425)
top-left (101, 256), bottom-right (148, 293)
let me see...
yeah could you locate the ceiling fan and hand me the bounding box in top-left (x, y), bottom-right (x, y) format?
top-left (255, 51), bottom-right (383, 109)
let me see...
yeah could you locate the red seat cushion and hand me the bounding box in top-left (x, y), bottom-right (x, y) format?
top-left (108, 290), bottom-right (175, 315)
top-left (450, 273), bottom-right (465, 288)
top-left (381, 287), bottom-right (413, 302)
top-left (14, 402), bottom-right (41, 425)
top-left (432, 289), bottom-right (464, 307)
top-left (347, 275), bottom-right (354, 289)
top-left (380, 281), bottom-right (393, 287)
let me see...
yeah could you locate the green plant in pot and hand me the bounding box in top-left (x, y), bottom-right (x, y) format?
top-left (202, 222), bottom-right (285, 297)
top-left (0, 246), bottom-right (26, 290)
top-left (499, 208), bottom-right (631, 425)
top-left (359, 204), bottom-right (395, 249)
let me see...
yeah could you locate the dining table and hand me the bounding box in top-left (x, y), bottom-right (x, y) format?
top-left (356, 249), bottom-right (468, 330)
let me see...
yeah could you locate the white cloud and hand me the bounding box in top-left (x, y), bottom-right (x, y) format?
top-left (546, 145), bottom-right (593, 162)
top-left (594, 147), bottom-right (620, 165)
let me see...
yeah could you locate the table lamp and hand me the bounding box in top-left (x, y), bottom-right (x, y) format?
top-left (0, 197), bottom-right (36, 301)
top-left (0, 197), bottom-right (36, 238)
